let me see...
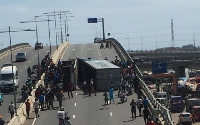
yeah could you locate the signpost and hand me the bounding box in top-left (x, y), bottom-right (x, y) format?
top-left (87, 18), bottom-right (105, 43)
top-left (88, 18), bottom-right (97, 23)
top-left (152, 61), bottom-right (167, 74)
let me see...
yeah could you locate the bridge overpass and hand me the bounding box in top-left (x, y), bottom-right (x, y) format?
top-left (0, 40), bottom-right (173, 125)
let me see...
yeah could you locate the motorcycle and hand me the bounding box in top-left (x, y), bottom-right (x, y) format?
top-left (120, 92), bottom-right (127, 103)
top-left (58, 111), bottom-right (71, 125)
top-left (58, 117), bottom-right (71, 125)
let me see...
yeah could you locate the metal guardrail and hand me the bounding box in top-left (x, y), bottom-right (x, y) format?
top-left (108, 38), bottom-right (174, 125)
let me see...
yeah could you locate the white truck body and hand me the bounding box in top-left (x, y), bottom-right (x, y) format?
top-left (0, 66), bottom-right (19, 91)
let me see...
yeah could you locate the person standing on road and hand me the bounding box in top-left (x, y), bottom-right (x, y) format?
top-left (8, 101), bottom-right (15, 119)
top-left (152, 106), bottom-right (159, 123)
top-left (39, 93), bottom-right (45, 110)
top-left (137, 98), bottom-right (143, 116)
top-left (67, 82), bottom-right (73, 98)
top-left (27, 67), bottom-right (31, 78)
top-left (143, 97), bottom-right (149, 109)
top-left (103, 90), bottom-right (109, 105)
top-left (0, 115), bottom-right (5, 125)
top-left (33, 99), bottom-right (40, 118)
top-left (25, 99), bottom-right (30, 119)
top-left (108, 86), bottom-right (114, 104)
top-left (89, 79), bottom-right (96, 96)
top-left (143, 107), bottom-right (149, 125)
top-left (82, 79), bottom-right (87, 95)
top-left (130, 99), bottom-right (137, 119)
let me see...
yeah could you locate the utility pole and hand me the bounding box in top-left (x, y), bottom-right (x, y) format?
top-left (171, 19), bottom-right (175, 47)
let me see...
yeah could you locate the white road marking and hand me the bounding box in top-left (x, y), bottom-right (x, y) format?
top-left (88, 48), bottom-right (91, 51)
top-left (73, 115), bottom-right (75, 118)
top-left (73, 49), bottom-right (76, 51)
top-left (25, 66), bottom-right (26, 68)
top-left (76, 93), bottom-right (77, 95)
top-left (74, 103), bottom-right (76, 106)
top-left (32, 118), bottom-right (36, 125)
top-left (110, 112), bottom-right (112, 116)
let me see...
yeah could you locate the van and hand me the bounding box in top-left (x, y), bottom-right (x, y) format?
top-left (0, 66), bottom-right (19, 91)
top-left (169, 96), bottom-right (184, 113)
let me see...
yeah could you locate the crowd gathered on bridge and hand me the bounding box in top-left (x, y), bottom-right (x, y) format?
top-left (0, 53), bottom-right (162, 125)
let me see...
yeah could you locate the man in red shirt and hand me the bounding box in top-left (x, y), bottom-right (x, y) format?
top-left (25, 99), bottom-right (30, 119)
top-left (147, 120), bottom-right (155, 125)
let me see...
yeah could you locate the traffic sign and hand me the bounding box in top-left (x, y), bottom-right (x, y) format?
top-left (88, 18), bottom-right (97, 23)
top-left (152, 61), bottom-right (167, 74)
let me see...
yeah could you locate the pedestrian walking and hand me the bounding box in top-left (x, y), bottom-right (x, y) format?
top-left (8, 102), bottom-right (15, 119)
top-left (57, 91), bottom-right (63, 109)
top-left (103, 90), bottom-right (109, 105)
top-left (33, 99), bottom-right (40, 118)
top-left (121, 79), bottom-right (126, 92)
top-left (134, 75), bottom-right (139, 93)
top-left (118, 81), bottom-right (122, 97)
top-left (0, 115), bottom-right (5, 125)
top-left (67, 82), bottom-right (73, 98)
top-left (143, 107), bottom-right (149, 125)
top-left (27, 67), bottom-right (31, 78)
top-left (137, 98), bottom-right (143, 116)
top-left (108, 86), bottom-right (114, 104)
top-left (25, 99), bottom-right (30, 119)
top-left (130, 99), bottom-right (137, 119)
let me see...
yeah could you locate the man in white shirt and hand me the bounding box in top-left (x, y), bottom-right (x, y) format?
top-left (33, 99), bottom-right (40, 118)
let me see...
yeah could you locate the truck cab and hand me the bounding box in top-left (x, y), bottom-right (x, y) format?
top-left (0, 66), bottom-right (19, 91)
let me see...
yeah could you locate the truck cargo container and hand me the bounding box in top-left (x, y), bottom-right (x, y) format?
top-left (78, 59), bottom-right (121, 91)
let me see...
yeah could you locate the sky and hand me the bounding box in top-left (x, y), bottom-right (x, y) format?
top-left (0, 0), bottom-right (200, 51)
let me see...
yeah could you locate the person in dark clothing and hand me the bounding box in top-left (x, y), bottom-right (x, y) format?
top-left (27, 67), bottom-right (31, 78)
top-left (130, 99), bottom-right (137, 119)
top-left (67, 82), bottom-right (73, 98)
top-left (0, 115), bottom-right (5, 125)
top-left (25, 99), bottom-right (30, 119)
top-left (143, 108), bottom-right (149, 124)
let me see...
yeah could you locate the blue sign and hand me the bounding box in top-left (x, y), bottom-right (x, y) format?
top-left (152, 61), bottom-right (167, 74)
top-left (88, 18), bottom-right (97, 23)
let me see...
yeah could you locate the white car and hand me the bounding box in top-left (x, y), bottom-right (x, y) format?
top-left (178, 112), bottom-right (192, 125)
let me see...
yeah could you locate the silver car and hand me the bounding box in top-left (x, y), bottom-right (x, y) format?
top-left (15, 52), bottom-right (27, 62)
top-left (178, 112), bottom-right (192, 125)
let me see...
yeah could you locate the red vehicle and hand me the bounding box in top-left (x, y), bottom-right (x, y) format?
top-left (35, 42), bottom-right (43, 50)
top-left (193, 106), bottom-right (200, 121)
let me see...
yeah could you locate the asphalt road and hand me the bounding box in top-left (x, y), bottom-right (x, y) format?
top-left (0, 46), bottom-right (56, 123)
top-left (32, 43), bottom-right (147, 125)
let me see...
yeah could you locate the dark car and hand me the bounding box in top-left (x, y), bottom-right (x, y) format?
top-left (15, 52), bottom-right (27, 62)
top-left (1, 63), bottom-right (12, 68)
top-left (35, 42), bottom-right (43, 50)
top-left (94, 37), bottom-right (102, 43)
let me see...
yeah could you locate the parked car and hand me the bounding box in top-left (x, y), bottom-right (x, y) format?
top-left (15, 52), bottom-right (27, 62)
top-left (35, 42), bottom-right (43, 49)
top-left (178, 112), bottom-right (192, 125)
top-left (1, 63), bottom-right (12, 68)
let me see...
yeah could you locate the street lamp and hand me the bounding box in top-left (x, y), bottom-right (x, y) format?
top-left (126, 37), bottom-right (130, 52)
top-left (0, 27), bottom-right (35, 116)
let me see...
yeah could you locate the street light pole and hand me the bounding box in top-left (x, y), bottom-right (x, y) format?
top-left (8, 26), bottom-right (17, 116)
